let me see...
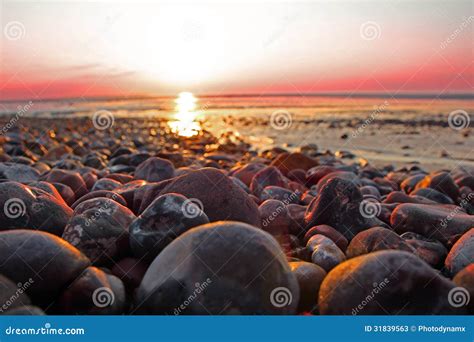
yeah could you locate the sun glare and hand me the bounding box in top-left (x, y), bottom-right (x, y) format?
top-left (168, 92), bottom-right (202, 137)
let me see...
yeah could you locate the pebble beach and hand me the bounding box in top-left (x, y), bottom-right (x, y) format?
top-left (0, 95), bottom-right (472, 315)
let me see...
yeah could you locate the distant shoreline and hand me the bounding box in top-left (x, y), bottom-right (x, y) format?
top-left (1, 92), bottom-right (473, 104)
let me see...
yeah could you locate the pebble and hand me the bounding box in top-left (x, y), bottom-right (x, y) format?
top-left (0, 230), bottom-right (90, 305)
top-left (445, 228), bottom-right (474, 276)
top-left (305, 177), bottom-right (386, 239)
top-left (160, 168), bottom-right (261, 226)
top-left (130, 193), bottom-right (209, 262)
top-left (289, 261), bottom-right (326, 313)
top-left (134, 157), bottom-right (175, 182)
top-left (319, 251), bottom-right (466, 314)
top-left (135, 221), bottom-right (299, 314)
top-left (307, 234), bottom-right (346, 272)
top-left (391, 203), bottom-right (474, 246)
top-left (346, 227), bottom-right (415, 258)
top-left (0, 181), bottom-right (73, 235)
top-left (62, 198), bottom-right (135, 265)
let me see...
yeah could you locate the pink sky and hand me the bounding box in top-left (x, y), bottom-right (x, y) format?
top-left (1, 1), bottom-right (473, 100)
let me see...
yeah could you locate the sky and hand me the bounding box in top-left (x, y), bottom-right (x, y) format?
top-left (0, 0), bottom-right (473, 100)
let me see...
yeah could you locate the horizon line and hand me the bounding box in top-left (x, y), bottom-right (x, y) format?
top-left (1, 91), bottom-right (473, 103)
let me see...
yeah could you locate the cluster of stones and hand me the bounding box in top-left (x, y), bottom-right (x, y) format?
top-left (0, 117), bottom-right (472, 315)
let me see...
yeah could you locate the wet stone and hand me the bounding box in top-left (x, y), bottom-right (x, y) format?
top-left (319, 251), bottom-right (465, 315)
top-left (135, 221), bottom-right (299, 314)
top-left (130, 193), bottom-right (209, 262)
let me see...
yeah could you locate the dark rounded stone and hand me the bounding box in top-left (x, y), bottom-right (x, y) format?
top-left (91, 178), bottom-right (122, 191)
top-left (51, 182), bottom-right (76, 206)
top-left (0, 230), bottom-right (90, 304)
top-left (56, 266), bottom-right (125, 314)
top-left (0, 162), bottom-right (40, 182)
top-left (319, 251), bottom-right (465, 314)
top-left (160, 168), bottom-right (260, 226)
top-left (250, 166), bottom-right (287, 198)
top-left (400, 173), bottom-right (426, 194)
top-left (316, 171), bottom-right (361, 191)
top-left (289, 261), bottom-right (326, 313)
top-left (411, 188), bottom-right (454, 204)
top-left (305, 178), bottom-right (386, 240)
top-left (62, 198), bottom-right (135, 265)
top-left (232, 163), bottom-right (266, 187)
top-left (42, 169), bottom-right (88, 200)
top-left (445, 228), bottom-right (474, 276)
top-left (0, 274), bottom-right (31, 313)
top-left (135, 221), bottom-right (299, 314)
top-left (2, 305), bottom-right (45, 315)
top-left (383, 191), bottom-right (437, 205)
top-left (346, 227), bottom-right (415, 259)
top-left (400, 232), bottom-right (448, 268)
top-left (0, 182), bottom-right (73, 236)
top-left (28, 181), bottom-right (68, 206)
top-left (134, 157), bottom-right (175, 182)
top-left (391, 203), bottom-right (474, 246)
top-left (415, 172), bottom-right (460, 202)
top-left (259, 200), bottom-right (292, 236)
top-left (130, 193), bottom-right (209, 262)
top-left (453, 264), bottom-right (474, 313)
top-left (304, 225), bottom-right (348, 251)
top-left (71, 190), bottom-right (127, 209)
top-left (260, 186), bottom-right (300, 204)
top-left (305, 165), bottom-right (337, 187)
top-left (306, 234), bottom-right (346, 272)
top-left (270, 152), bottom-right (318, 176)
